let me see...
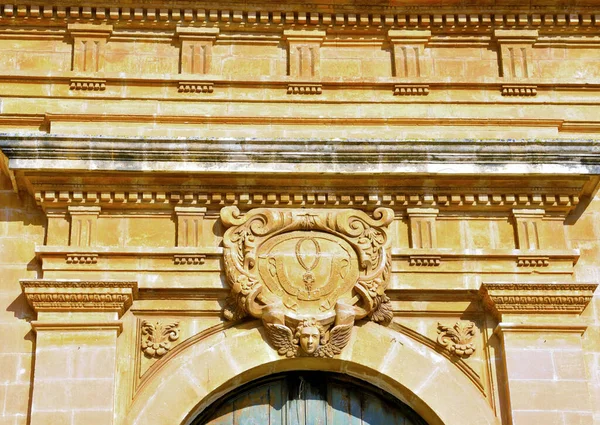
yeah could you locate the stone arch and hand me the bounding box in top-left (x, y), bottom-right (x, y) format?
top-left (123, 321), bottom-right (498, 425)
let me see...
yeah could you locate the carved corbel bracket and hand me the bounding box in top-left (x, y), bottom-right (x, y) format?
top-left (479, 282), bottom-right (597, 320)
top-left (220, 207), bottom-right (394, 358)
top-left (388, 30), bottom-right (431, 78)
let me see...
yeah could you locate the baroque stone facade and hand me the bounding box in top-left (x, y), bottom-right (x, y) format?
top-left (1, 0), bottom-right (600, 424)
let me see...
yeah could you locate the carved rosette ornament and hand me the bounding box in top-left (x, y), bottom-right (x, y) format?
top-left (140, 320), bottom-right (180, 358)
top-left (221, 207), bottom-right (394, 358)
top-left (437, 321), bottom-right (476, 359)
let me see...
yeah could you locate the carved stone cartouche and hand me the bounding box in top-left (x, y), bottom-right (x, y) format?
top-left (221, 207), bottom-right (394, 358)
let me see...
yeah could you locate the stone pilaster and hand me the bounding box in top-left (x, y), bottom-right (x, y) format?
top-left (68, 206), bottom-right (101, 247)
top-left (21, 280), bottom-right (137, 425)
top-left (388, 30), bottom-right (431, 78)
top-left (67, 24), bottom-right (112, 73)
top-left (283, 29), bottom-right (326, 79)
top-left (511, 209), bottom-right (544, 250)
top-left (494, 29), bottom-right (538, 79)
top-left (175, 206), bottom-right (207, 247)
top-left (176, 27), bottom-right (219, 75)
top-left (480, 282), bottom-right (597, 425)
top-left (407, 208), bottom-right (438, 249)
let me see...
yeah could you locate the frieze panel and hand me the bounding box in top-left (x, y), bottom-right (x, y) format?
top-left (221, 206), bottom-right (394, 357)
top-left (21, 280), bottom-right (138, 315)
top-left (480, 282), bottom-right (598, 319)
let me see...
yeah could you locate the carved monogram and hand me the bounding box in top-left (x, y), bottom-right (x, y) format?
top-left (221, 207), bottom-right (394, 358)
top-left (437, 321), bottom-right (476, 359)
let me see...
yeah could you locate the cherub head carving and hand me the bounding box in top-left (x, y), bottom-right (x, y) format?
top-left (294, 318), bottom-right (324, 355)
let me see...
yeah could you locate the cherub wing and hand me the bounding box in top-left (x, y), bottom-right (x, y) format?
top-left (264, 323), bottom-right (298, 357)
top-left (316, 323), bottom-right (353, 358)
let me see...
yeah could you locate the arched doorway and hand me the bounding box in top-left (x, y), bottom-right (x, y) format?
top-left (193, 372), bottom-right (429, 425)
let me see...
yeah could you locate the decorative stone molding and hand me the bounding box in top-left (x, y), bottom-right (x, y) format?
top-left (69, 79), bottom-right (106, 91)
top-left (0, 6), bottom-right (598, 29)
top-left (21, 280), bottom-right (138, 316)
top-left (393, 84), bottom-right (429, 96)
top-left (29, 188), bottom-right (581, 212)
top-left (516, 256), bottom-right (549, 267)
top-left (287, 83), bottom-right (323, 95)
top-left (388, 30), bottom-right (431, 78)
top-left (66, 253), bottom-right (98, 264)
top-left (221, 206), bottom-right (394, 357)
top-left (173, 254), bottom-right (206, 265)
top-left (283, 30), bottom-right (326, 79)
top-left (494, 30), bottom-right (538, 79)
top-left (140, 320), bottom-right (180, 358)
top-left (409, 255), bottom-right (441, 267)
top-left (176, 27), bottom-right (219, 75)
top-left (178, 81), bottom-right (214, 93)
top-left (501, 85), bottom-right (537, 96)
top-left (479, 282), bottom-right (598, 319)
top-left (67, 23), bottom-right (112, 73)
top-left (437, 321), bottom-right (476, 359)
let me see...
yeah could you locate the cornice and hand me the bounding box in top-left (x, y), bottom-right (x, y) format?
top-left (21, 279), bottom-right (138, 316)
top-left (0, 4), bottom-right (599, 29)
top-left (2, 134), bottom-right (600, 174)
top-left (479, 282), bottom-right (598, 319)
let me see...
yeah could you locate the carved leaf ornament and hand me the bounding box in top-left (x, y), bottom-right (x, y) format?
top-left (437, 321), bottom-right (476, 359)
top-left (221, 207), bottom-right (394, 358)
top-left (141, 320), bottom-right (180, 358)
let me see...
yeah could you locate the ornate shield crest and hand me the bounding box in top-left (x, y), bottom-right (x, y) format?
top-left (221, 207), bottom-right (394, 358)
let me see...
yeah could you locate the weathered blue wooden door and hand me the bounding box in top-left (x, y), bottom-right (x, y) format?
top-left (194, 373), bottom-right (428, 425)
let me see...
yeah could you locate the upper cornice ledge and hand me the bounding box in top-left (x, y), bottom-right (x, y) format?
top-left (2, 134), bottom-right (600, 175)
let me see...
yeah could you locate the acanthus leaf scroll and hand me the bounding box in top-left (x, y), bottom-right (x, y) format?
top-left (141, 320), bottom-right (180, 358)
top-left (221, 207), bottom-right (394, 358)
top-left (436, 321), bottom-right (476, 359)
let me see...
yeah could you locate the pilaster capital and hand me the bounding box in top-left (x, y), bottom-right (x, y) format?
top-left (283, 29), bottom-right (327, 43)
top-left (511, 208), bottom-right (545, 219)
top-left (175, 26), bottom-right (220, 41)
top-left (67, 23), bottom-right (113, 39)
top-left (479, 282), bottom-right (597, 320)
top-left (387, 29), bottom-right (431, 44)
top-left (493, 29), bottom-right (538, 44)
top-left (406, 208), bottom-right (439, 218)
top-left (21, 279), bottom-right (138, 317)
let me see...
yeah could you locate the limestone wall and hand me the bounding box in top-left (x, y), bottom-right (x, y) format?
top-left (0, 2), bottom-right (600, 425)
